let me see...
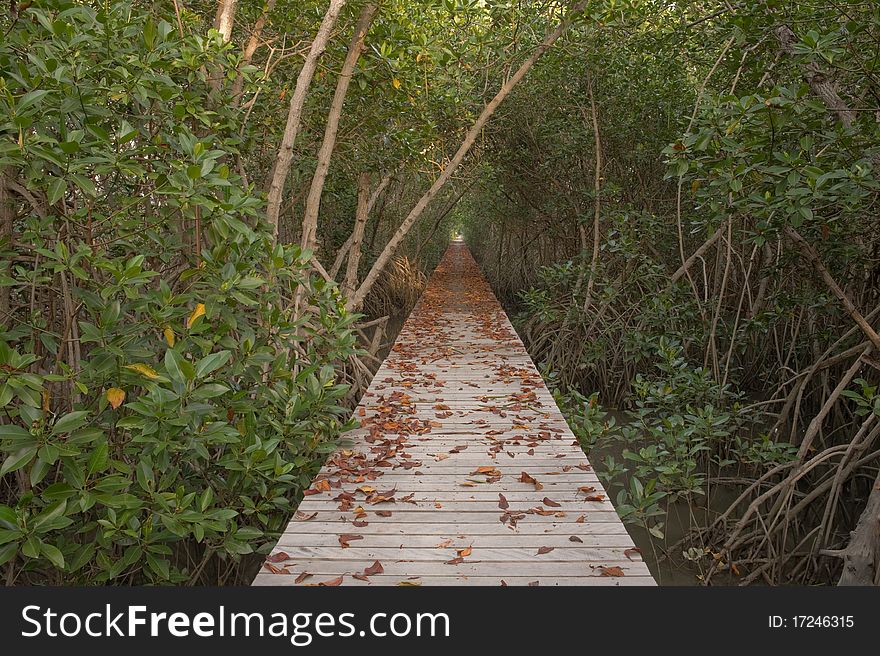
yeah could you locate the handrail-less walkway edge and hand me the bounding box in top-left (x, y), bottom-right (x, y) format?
top-left (253, 242), bottom-right (655, 586)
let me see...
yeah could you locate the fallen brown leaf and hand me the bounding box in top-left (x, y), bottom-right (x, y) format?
top-left (624, 547), bottom-right (642, 561)
top-left (263, 563), bottom-right (287, 574)
top-left (520, 471), bottom-right (543, 490)
top-left (338, 534), bottom-right (363, 548)
top-left (364, 560), bottom-right (384, 576)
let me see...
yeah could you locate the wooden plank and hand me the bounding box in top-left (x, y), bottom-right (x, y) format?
top-left (253, 575), bottom-right (655, 587)
top-left (282, 522), bottom-right (633, 535)
top-left (281, 511), bottom-right (625, 523)
top-left (253, 242), bottom-right (654, 586)
top-left (264, 547), bottom-right (644, 563)
top-left (275, 534), bottom-right (636, 547)
top-left (255, 559), bottom-right (652, 578)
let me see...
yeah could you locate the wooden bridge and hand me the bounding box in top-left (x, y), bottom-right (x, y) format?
top-left (253, 242), bottom-right (655, 586)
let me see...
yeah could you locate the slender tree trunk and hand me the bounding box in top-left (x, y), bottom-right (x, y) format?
top-left (785, 226), bottom-right (880, 351)
top-left (0, 167), bottom-right (14, 326)
top-left (838, 469), bottom-right (880, 585)
top-left (582, 70), bottom-right (602, 313)
top-left (343, 173), bottom-right (371, 296)
top-left (208, 0), bottom-right (239, 92)
top-left (329, 172), bottom-right (391, 278)
top-left (266, 0), bottom-right (346, 240)
top-left (231, 0), bottom-right (278, 105)
top-left (669, 221), bottom-right (727, 284)
top-left (347, 0), bottom-right (589, 310)
top-left (301, 2), bottom-right (378, 255)
top-left (214, 0), bottom-right (239, 41)
top-left (749, 241), bottom-right (774, 319)
top-left (775, 25), bottom-right (856, 128)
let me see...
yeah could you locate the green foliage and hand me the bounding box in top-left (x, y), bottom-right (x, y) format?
top-left (664, 83), bottom-right (879, 243)
top-left (555, 338), bottom-right (796, 538)
top-left (0, 1), bottom-right (357, 584)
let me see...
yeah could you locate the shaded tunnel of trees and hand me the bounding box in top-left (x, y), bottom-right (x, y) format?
top-left (1, 0), bottom-right (879, 585)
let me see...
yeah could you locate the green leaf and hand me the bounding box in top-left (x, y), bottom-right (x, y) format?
top-left (41, 542), bottom-right (65, 569)
top-left (199, 486), bottom-right (214, 512)
top-left (33, 500), bottom-right (67, 533)
top-left (0, 505), bottom-right (18, 530)
top-left (0, 542), bottom-right (18, 566)
top-left (69, 174), bottom-right (96, 197)
top-left (52, 411), bottom-right (89, 435)
top-left (16, 90), bottom-right (50, 112)
top-left (146, 553), bottom-right (170, 580)
top-left (195, 350), bottom-right (231, 378)
top-left (144, 20), bottom-right (157, 49)
top-left (47, 177), bottom-right (67, 205)
top-left (87, 441), bottom-right (109, 476)
top-left (0, 446), bottom-right (38, 477)
top-left (22, 535), bottom-right (41, 559)
top-left (0, 424), bottom-right (31, 442)
top-left (164, 348), bottom-right (186, 383)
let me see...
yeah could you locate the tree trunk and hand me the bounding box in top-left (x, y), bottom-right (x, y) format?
top-left (582, 69), bottom-right (602, 313)
top-left (669, 222), bottom-right (727, 284)
top-left (0, 167), bottom-right (14, 326)
top-left (346, 0), bottom-right (589, 311)
top-left (301, 2), bottom-right (378, 255)
top-left (775, 25), bottom-right (857, 128)
top-left (265, 0), bottom-right (346, 240)
top-left (785, 226), bottom-right (880, 352)
top-left (300, 2), bottom-right (377, 258)
top-left (208, 0), bottom-right (239, 92)
top-left (343, 173), bottom-right (371, 296)
top-left (213, 0), bottom-right (238, 41)
top-left (838, 469), bottom-right (880, 585)
top-left (329, 172), bottom-right (391, 279)
top-left (231, 0), bottom-right (278, 105)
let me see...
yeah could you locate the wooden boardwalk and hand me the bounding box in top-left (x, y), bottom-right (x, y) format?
top-left (253, 242), bottom-right (655, 586)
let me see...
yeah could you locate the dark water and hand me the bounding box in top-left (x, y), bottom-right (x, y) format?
top-left (587, 422), bottom-right (741, 586)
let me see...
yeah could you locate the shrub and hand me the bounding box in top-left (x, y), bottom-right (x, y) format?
top-left (0, 2), bottom-right (357, 584)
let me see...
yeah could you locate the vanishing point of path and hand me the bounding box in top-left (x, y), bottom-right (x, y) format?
top-left (253, 242), bottom-right (655, 586)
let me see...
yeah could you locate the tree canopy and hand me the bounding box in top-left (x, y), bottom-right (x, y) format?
top-left (1, 0), bottom-right (879, 585)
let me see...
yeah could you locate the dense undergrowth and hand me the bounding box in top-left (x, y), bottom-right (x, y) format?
top-left (0, 4), bottom-right (363, 584)
top-left (3, 0), bottom-right (879, 587)
top-left (464, 1), bottom-right (880, 584)
top-left (0, 0), bottom-right (553, 586)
